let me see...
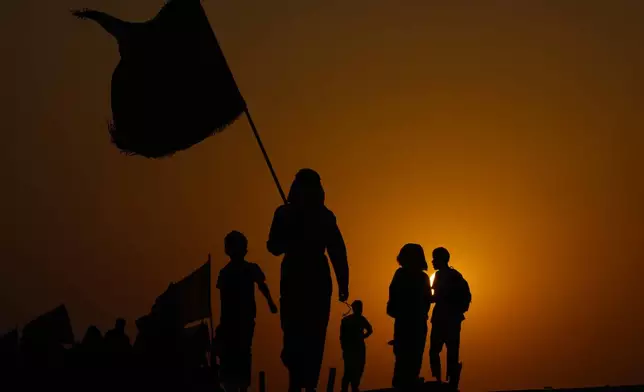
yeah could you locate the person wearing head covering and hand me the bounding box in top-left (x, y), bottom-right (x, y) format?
top-left (387, 244), bottom-right (431, 390)
top-left (267, 169), bottom-right (349, 392)
top-left (340, 300), bottom-right (372, 392)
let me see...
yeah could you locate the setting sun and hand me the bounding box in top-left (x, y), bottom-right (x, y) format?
top-left (430, 272), bottom-right (436, 296)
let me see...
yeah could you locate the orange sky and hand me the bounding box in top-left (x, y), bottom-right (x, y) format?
top-left (1, 1), bottom-right (643, 391)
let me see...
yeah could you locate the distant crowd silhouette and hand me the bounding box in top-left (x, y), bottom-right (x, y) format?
top-left (0, 169), bottom-right (471, 392)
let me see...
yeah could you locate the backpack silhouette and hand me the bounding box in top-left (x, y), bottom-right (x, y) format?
top-left (452, 271), bottom-right (471, 314)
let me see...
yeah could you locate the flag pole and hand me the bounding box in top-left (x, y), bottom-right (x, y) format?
top-left (244, 108), bottom-right (287, 204)
top-left (207, 253), bottom-right (215, 343)
top-left (207, 253), bottom-right (217, 370)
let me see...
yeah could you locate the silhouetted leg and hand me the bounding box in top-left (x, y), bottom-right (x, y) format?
top-left (281, 294), bottom-right (330, 392)
top-left (341, 352), bottom-right (351, 392)
top-left (288, 369), bottom-right (302, 392)
top-left (429, 323), bottom-right (445, 382)
top-left (304, 294), bottom-right (331, 390)
top-left (219, 321), bottom-right (254, 392)
top-left (341, 375), bottom-right (350, 392)
top-left (240, 321), bottom-right (255, 391)
top-left (446, 321), bottom-right (462, 390)
top-left (392, 321), bottom-right (411, 389)
top-left (411, 323), bottom-right (427, 384)
top-left (341, 347), bottom-right (362, 392)
top-left (392, 319), bottom-right (427, 390)
top-left (280, 259), bottom-right (333, 392)
top-left (353, 345), bottom-right (366, 392)
top-left (281, 297), bottom-right (303, 392)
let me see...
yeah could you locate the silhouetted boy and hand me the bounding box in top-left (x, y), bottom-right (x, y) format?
top-left (217, 231), bottom-right (278, 392)
top-left (340, 300), bottom-right (373, 392)
top-left (387, 244), bottom-right (431, 390)
top-left (428, 247), bottom-right (471, 391)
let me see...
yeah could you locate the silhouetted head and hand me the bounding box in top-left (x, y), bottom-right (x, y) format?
top-left (287, 169), bottom-right (325, 206)
top-left (225, 230), bottom-right (248, 260)
top-left (351, 300), bottom-right (363, 315)
top-left (431, 247), bottom-right (450, 270)
top-left (397, 243), bottom-right (428, 271)
top-left (82, 326), bottom-right (102, 346)
top-left (115, 318), bottom-right (126, 331)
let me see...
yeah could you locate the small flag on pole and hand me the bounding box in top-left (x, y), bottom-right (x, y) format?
top-left (157, 258), bottom-right (212, 326)
top-left (21, 305), bottom-right (74, 345)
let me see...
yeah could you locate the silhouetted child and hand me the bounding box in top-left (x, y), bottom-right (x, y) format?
top-left (428, 247), bottom-right (471, 391)
top-left (387, 244), bottom-right (431, 390)
top-left (216, 231), bottom-right (278, 392)
top-left (340, 300), bottom-right (372, 392)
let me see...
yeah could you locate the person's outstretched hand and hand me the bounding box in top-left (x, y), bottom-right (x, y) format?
top-left (339, 289), bottom-right (349, 303)
top-left (269, 302), bottom-right (278, 314)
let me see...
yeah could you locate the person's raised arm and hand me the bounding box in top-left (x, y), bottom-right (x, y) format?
top-left (267, 206), bottom-right (287, 256)
top-left (326, 211), bottom-right (349, 302)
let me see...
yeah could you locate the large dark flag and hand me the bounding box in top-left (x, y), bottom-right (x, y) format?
top-left (73, 0), bottom-right (246, 158)
top-left (158, 257), bottom-right (212, 326)
top-left (21, 305), bottom-right (74, 345)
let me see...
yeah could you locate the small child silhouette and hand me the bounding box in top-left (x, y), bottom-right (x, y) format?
top-left (216, 231), bottom-right (278, 392)
top-left (340, 300), bottom-right (372, 392)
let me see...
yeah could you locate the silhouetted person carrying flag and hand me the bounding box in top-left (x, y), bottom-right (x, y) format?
top-left (340, 300), bottom-right (372, 392)
top-left (428, 247), bottom-right (471, 391)
top-left (387, 244), bottom-right (431, 391)
top-left (268, 169), bottom-right (349, 392)
top-left (217, 231), bottom-right (278, 392)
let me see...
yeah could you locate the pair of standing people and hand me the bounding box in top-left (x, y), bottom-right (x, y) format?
top-left (216, 169), bottom-right (349, 392)
top-left (388, 245), bottom-right (471, 391)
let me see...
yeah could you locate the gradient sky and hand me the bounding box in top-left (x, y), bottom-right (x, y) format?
top-left (1, 1), bottom-right (643, 391)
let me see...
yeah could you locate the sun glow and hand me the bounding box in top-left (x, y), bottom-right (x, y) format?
top-left (430, 271), bottom-right (436, 296)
